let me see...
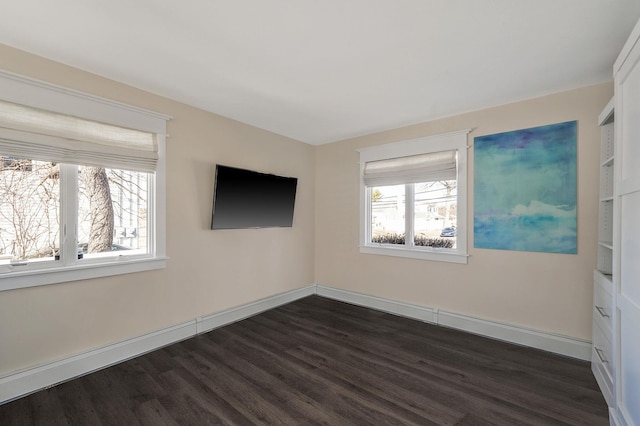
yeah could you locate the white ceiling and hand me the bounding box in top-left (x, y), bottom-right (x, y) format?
top-left (2, 1), bottom-right (639, 145)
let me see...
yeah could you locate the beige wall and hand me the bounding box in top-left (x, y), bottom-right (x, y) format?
top-left (0, 45), bottom-right (315, 375)
top-left (0, 43), bottom-right (613, 378)
top-left (315, 83), bottom-right (613, 341)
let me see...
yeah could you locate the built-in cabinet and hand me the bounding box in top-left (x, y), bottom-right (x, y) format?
top-left (593, 97), bottom-right (615, 410)
top-left (596, 101), bottom-right (615, 276)
top-left (593, 17), bottom-right (640, 426)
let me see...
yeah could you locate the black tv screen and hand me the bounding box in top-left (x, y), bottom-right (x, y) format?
top-left (211, 165), bottom-right (297, 229)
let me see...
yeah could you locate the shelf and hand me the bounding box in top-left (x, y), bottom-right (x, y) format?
top-left (597, 106), bottom-right (614, 281)
top-left (596, 271), bottom-right (613, 280)
top-left (600, 121), bottom-right (615, 164)
top-left (601, 156), bottom-right (615, 168)
top-left (595, 269), bottom-right (613, 285)
top-left (599, 241), bottom-right (614, 250)
top-left (598, 97), bottom-right (615, 126)
top-left (597, 245), bottom-right (613, 276)
top-left (599, 157), bottom-right (614, 199)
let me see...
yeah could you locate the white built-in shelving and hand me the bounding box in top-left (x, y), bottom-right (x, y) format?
top-left (596, 101), bottom-right (615, 278)
top-left (592, 97), bottom-right (615, 410)
top-left (610, 15), bottom-right (640, 425)
top-left (593, 16), bottom-right (640, 426)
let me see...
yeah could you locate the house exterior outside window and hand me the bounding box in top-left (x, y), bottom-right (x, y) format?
top-left (358, 130), bottom-right (469, 264)
top-left (0, 71), bottom-right (170, 291)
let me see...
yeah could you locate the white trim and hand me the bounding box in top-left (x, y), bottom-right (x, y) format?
top-left (0, 257), bottom-right (168, 291)
top-left (0, 70), bottom-right (170, 292)
top-left (357, 129), bottom-right (472, 162)
top-left (0, 284), bottom-right (315, 405)
top-left (196, 285), bottom-right (317, 334)
top-left (0, 283), bottom-right (592, 405)
top-left (436, 310), bottom-right (591, 360)
top-left (0, 321), bottom-right (196, 405)
top-left (316, 284), bottom-right (437, 323)
top-left (615, 406), bottom-right (632, 426)
top-left (359, 245), bottom-right (468, 264)
top-left (153, 133), bottom-right (167, 259)
top-left (0, 70), bottom-right (171, 134)
top-left (609, 409), bottom-right (622, 426)
top-left (316, 284), bottom-right (592, 361)
top-left (613, 17), bottom-right (640, 77)
top-left (358, 130), bottom-right (469, 264)
top-left (598, 97), bottom-right (615, 126)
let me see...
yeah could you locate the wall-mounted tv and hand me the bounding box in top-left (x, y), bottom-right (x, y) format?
top-left (211, 165), bottom-right (297, 229)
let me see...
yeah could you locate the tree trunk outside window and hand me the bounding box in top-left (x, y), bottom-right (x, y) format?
top-left (83, 167), bottom-right (113, 253)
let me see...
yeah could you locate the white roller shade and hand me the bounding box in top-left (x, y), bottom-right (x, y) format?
top-left (363, 150), bottom-right (457, 186)
top-left (0, 100), bottom-right (157, 172)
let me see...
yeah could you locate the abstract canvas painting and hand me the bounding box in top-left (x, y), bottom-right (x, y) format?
top-left (474, 121), bottom-right (577, 254)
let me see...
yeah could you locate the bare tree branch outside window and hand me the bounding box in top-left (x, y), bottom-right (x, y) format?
top-left (1, 159), bottom-right (148, 261)
top-left (0, 159), bottom-right (59, 259)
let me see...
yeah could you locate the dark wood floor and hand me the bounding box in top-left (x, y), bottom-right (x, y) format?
top-left (1, 296), bottom-right (608, 425)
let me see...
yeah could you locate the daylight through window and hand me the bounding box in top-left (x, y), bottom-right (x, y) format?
top-left (0, 72), bottom-right (169, 290)
top-left (370, 179), bottom-right (457, 248)
top-left (359, 131), bottom-right (469, 263)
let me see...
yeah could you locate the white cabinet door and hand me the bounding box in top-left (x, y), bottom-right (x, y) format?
top-left (615, 26), bottom-right (640, 426)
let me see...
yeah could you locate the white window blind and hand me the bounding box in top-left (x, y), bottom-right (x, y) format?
top-left (0, 100), bottom-right (157, 172)
top-left (363, 150), bottom-right (456, 186)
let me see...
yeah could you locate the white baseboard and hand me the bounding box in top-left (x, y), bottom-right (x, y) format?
top-left (436, 310), bottom-right (591, 360)
top-left (0, 321), bottom-right (196, 405)
top-left (610, 408), bottom-right (622, 426)
top-left (316, 284), bottom-right (592, 361)
top-left (615, 405), bottom-right (633, 426)
top-left (0, 284), bottom-right (316, 405)
top-left (196, 284), bottom-right (316, 334)
top-left (1, 283), bottom-right (592, 406)
top-left (316, 285), bottom-right (436, 323)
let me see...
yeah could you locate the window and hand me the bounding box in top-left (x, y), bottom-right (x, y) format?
top-left (358, 130), bottom-right (469, 263)
top-left (0, 71), bottom-right (170, 291)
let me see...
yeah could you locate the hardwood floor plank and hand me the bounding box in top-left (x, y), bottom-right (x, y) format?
top-left (0, 296), bottom-right (609, 425)
top-left (245, 300), bottom-right (602, 424)
top-left (210, 325), bottom-right (424, 425)
top-left (393, 330), bottom-right (605, 417)
top-left (176, 350), bottom-right (304, 425)
top-left (53, 379), bottom-right (103, 425)
top-left (154, 368), bottom-right (239, 425)
top-left (0, 395), bottom-right (36, 426)
top-left (133, 398), bottom-right (179, 426)
top-left (79, 368), bottom-right (143, 425)
top-left (252, 312), bottom-right (561, 425)
top-left (271, 298), bottom-right (607, 425)
top-left (193, 335), bottom-right (348, 425)
top-left (233, 314), bottom-right (465, 425)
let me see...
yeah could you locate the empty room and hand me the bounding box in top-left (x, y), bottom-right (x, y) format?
top-left (1, 1), bottom-right (640, 425)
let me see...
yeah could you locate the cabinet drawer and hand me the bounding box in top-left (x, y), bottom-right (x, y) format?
top-left (591, 345), bottom-right (614, 407)
top-left (592, 319), bottom-right (613, 380)
top-left (592, 319), bottom-right (614, 406)
top-left (593, 272), bottom-right (613, 335)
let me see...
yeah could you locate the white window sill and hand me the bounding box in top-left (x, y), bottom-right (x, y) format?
top-left (360, 245), bottom-right (468, 264)
top-left (0, 257), bottom-right (168, 292)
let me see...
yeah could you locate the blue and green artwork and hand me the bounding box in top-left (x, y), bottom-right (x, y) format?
top-left (474, 121), bottom-right (577, 254)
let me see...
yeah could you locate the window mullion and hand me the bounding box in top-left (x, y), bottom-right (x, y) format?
top-left (59, 164), bottom-right (78, 266)
top-left (0, 72), bottom-right (168, 291)
top-left (146, 172), bottom-right (156, 255)
top-left (365, 186), bottom-right (372, 244)
top-left (405, 184), bottom-right (414, 248)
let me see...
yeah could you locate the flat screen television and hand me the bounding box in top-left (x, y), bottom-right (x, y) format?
top-left (211, 165), bottom-right (297, 229)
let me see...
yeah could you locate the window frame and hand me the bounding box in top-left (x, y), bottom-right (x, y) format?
top-left (0, 70), bottom-right (170, 291)
top-left (358, 130), bottom-right (470, 264)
